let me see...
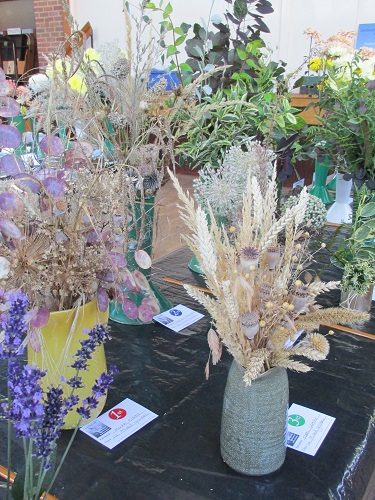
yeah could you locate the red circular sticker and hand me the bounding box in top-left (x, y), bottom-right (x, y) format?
top-left (108, 408), bottom-right (127, 420)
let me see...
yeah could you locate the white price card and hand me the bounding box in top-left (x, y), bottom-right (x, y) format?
top-left (153, 304), bottom-right (204, 332)
top-left (287, 403), bottom-right (335, 456)
top-left (80, 398), bottom-right (158, 449)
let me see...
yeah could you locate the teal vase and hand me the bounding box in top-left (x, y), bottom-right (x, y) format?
top-left (309, 157), bottom-right (334, 205)
top-left (109, 196), bottom-right (172, 325)
top-left (188, 254), bottom-right (202, 274)
top-left (326, 166), bottom-right (338, 191)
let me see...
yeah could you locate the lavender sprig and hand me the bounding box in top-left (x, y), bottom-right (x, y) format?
top-left (69, 324), bottom-right (111, 372)
top-left (4, 363), bottom-right (45, 439)
top-left (35, 388), bottom-right (79, 466)
top-left (77, 365), bottom-right (118, 419)
top-left (1, 294), bottom-right (116, 499)
top-left (0, 291), bottom-right (28, 360)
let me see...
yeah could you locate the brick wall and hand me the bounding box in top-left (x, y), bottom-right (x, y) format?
top-left (33, 0), bottom-right (70, 68)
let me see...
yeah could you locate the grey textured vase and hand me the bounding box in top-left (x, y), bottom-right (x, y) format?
top-left (220, 361), bottom-right (289, 476)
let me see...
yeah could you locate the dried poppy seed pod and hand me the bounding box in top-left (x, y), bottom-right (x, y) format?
top-left (265, 246), bottom-right (282, 270)
top-left (258, 282), bottom-right (274, 311)
top-left (237, 246), bottom-right (260, 272)
top-left (290, 285), bottom-right (311, 311)
top-left (240, 311), bottom-right (260, 340)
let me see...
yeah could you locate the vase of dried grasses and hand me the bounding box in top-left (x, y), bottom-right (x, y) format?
top-left (220, 360), bottom-right (289, 476)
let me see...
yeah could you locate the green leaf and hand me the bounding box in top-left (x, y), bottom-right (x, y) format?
top-left (174, 27), bottom-right (184, 35)
top-left (348, 117), bottom-right (361, 125)
top-left (285, 112), bottom-right (297, 124)
top-left (164, 2), bottom-right (173, 15)
top-left (275, 115), bottom-right (285, 128)
top-left (359, 202), bottom-right (375, 218)
top-left (222, 114), bottom-right (240, 122)
top-left (236, 49), bottom-right (247, 61)
top-left (181, 22), bottom-right (191, 34)
top-left (145, 2), bottom-right (156, 9)
top-left (245, 59), bottom-right (257, 69)
top-left (175, 35), bottom-right (185, 46)
top-left (263, 92), bottom-right (273, 103)
top-left (169, 62), bottom-right (177, 71)
top-left (166, 45), bottom-right (178, 58)
top-left (352, 221), bottom-right (375, 241)
top-left (180, 62), bottom-right (193, 72)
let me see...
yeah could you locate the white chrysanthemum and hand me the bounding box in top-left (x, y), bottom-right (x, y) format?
top-left (326, 44), bottom-right (352, 58)
top-left (28, 73), bottom-right (50, 95)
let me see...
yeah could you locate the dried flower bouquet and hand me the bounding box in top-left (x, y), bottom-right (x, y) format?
top-left (170, 146), bottom-right (368, 385)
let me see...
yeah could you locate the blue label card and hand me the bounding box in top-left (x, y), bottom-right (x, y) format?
top-left (356, 23), bottom-right (375, 49)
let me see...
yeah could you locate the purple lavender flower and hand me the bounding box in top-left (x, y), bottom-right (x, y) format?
top-left (91, 365), bottom-right (119, 397)
top-left (70, 324), bottom-right (110, 372)
top-left (4, 363), bottom-right (45, 439)
top-left (34, 387), bottom-right (80, 468)
top-left (76, 365), bottom-right (117, 420)
top-left (0, 292), bottom-right (28, 360)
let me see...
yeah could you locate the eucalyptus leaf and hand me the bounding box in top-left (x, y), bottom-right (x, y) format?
top-left (359, 202), bottom-right (375, 218)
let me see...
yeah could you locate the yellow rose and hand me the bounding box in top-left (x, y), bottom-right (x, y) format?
top-left (84, 48), bottom-right (100, 62)
top-left (309, 57), bottom-right (322, 72)
top-left (68, 74), bottom-right (87, 94)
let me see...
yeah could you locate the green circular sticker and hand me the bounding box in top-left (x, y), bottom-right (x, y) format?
top-left (288, 414), bottom-right (305, 427)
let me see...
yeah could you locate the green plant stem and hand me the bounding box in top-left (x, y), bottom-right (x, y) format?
top-left (22, 437), bottom-right (32, 500)
top-left (6, 384), bottom-right (11, 500)
top-left (33, 459), bottom-right (48, 500)
top-left (42, 417), bottom-right (83, 499)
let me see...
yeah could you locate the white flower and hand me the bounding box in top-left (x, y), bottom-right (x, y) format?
top-left (28, 73), bottom-right (50, 95)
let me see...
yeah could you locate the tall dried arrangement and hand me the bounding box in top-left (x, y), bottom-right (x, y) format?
top-left (170, 145), bottom-right (368, 385)
top-left (0, 66), bottom-right (165, 329)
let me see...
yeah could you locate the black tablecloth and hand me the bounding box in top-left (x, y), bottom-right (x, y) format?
top-left (1, 244), bottom-right (375, 500)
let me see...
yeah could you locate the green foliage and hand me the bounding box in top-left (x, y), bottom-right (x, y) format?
top-left (306, 55), bottom-right (375, 186)
top-left (334, 184), bottom-right (375, 293)
top-left (181, 0), bottom-right (275, 93)
top-left (175, 76), bottom-right (305, 168)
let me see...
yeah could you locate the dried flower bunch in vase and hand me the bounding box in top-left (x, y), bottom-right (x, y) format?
top-left (170, 143), bottom-right (368, 385)
top-left (25, 3), bottom-right (177, 197)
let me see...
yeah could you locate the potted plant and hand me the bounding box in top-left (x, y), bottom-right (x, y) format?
top-left (332, 184), bottom-right (375, 311)
top-left (169, 143), bottom-right (368, 476)
top-left (304, 30), bottom-right (375, 191)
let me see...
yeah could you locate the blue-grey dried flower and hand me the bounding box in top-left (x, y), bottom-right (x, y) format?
top-left (366, 80), bottom-right (375, 91)
top-left (143, 174), bottom-right (160, 194)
